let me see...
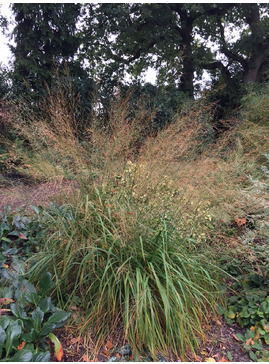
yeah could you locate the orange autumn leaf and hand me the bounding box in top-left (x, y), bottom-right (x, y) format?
top-left (70, 337), bottom-right (80, 345)
top-left (219, 356), bottom-right (229, 362)
top-left (103, 349), bottom-right (110, 356)
top-left (250, 326), bottom-right (260, 340)
top-left (0, 298), bottom-right (14, 305)
top-left (105, 340), bottom-right (113, 350)
top-left (235, 217), bottom-right (246, 227)
top-left (245, 338), bottom-right (254, 346)
top-left (81, 354), bottom-right (89, 362)
top-left (0, 308), bottom-right (11, 315)
top-left (116, 353), bottom-right (121, 359)
top-left (55, 346), bottom-right (63, 361)
top-left (49, 333), bottom-right (63, 361)
top-left (17, 341), bottom-right (26, 350)
top-left (232, 334), bottom-right (240, 341)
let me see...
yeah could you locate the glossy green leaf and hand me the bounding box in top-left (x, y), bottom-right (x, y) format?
top-left (24, 291), bottom-right (39, 306)
top-left (39, 322), bottom-right (56, 337)
top-left (21, 280), bottom-right (36, 294)
top-left (5, 323), bottom-right (22, 357)
top-left (23, 318), bottom-right (35, 332)
top-left (32, 307), bottom-right (44, 330)
top-left (249, 351), bottom-right (258, 361)
top-left (32, 351), bottom-right (51, 362)
top-left (0, 325), bottom-right (6, 345)
top-left (0, 325), bottom-right (6, 358)
top-left (1, 237), bottom-right (13, 243)
top-left (226, 310), bottom-right (236, 319)
top-left (10, 303), bottom-right (27, 319)
top-left (5, 349), bottom-right (33, 362)
top-left (216, 303), bottom-right (225, 315)
top-left (235, 332), bottom-right (244, 342)
top-left (0, 316), bottom-right (14, 330)
top-left (29, 328), bottom-right (39, 342)
top-left (46, 311), bottom-right (70, 328)
top-left (39, 297), bottom-right (52, 314)
top-left (38, 272), bottom-right (53, 296)
top-left (0, 253), bottom-right (6, 265)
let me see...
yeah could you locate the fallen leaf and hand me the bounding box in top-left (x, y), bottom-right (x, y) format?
top-left (235, 217), bottom-right (246, 227)
top-left (205, 358), bottom-right (216, 362)
top-left (3, 264), bottom-right (9, 268)
top-left (105, 340), bottom-right (113, 350)
top-left (103, 349), bottom-right (110, 356)
top-left (0, 298), bottom-right (14, 305)
top-left (48, 333), bottom-right (63, 361)
top-left (232, 334), bottom-right (240, 341)
top-left (17, 341), bottom-right (26, 350)
top-left (216, 319), bottom-right (222, 326)
top-left (219, 356), bottom-right (229, 362)
top-left (130, 355), bottom-right (134, 360)
top-left (251, 327), bottom-right (260, 341)
top-left (116, 353), bottom-right (121, 359)
top-left (70, 338), bottom-right (80, 344)
top-left (245, 338), bottom-right (254, 346)
top-left (19, 232), bottom-right (28, 240)
top-left (201, 350), bottom-right (208, 355)
top-left (0, 308), bottom-right (11, 315)
top-left (81, 354), bottom-right (89, 362)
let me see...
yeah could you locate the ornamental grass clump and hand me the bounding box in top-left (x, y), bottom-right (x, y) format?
top-left (28, 187), bottom-right (222, 360)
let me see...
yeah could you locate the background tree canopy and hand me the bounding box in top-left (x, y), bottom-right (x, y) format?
top-left (0, 3), bottom-right (268, 123)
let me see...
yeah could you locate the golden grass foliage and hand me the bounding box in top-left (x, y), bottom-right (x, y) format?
top-left (5, 82), bottom-right (269, 239)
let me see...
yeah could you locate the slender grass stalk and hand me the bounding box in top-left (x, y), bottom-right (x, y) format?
top-left (28, 189), bottom-right (223, 359)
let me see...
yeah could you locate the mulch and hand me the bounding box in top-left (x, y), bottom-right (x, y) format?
top-left (48, 318), bottom-right (252, 362)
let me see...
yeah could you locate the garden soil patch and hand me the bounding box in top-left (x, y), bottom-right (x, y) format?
top-left (0, 179), bottom-right (77, 213)
top-left (49, 319), bottom-right (253, 362)
top-left (194, 319), bottom-right (251, 362)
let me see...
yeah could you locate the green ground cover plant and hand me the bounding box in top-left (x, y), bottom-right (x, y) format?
top-left (0, 271), bottom-right (70, 362)
top-left (0, 207), bottom-right (70, 362)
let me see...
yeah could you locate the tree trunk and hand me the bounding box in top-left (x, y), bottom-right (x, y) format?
top-left (242, 4), bottom-right (266, 83)
top-left (180, 31), bottom-right (194, 97)
top-left (243, 49), bottom-right (265, 83)
top-left (173, 5), bottom-right (195, 98)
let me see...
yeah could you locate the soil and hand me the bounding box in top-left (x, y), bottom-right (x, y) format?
top-left (0, 178), bottom-right (263, 362)
top-left (0, 178), bottom-right (77, 213)
top-left (194, 319), bottom-right (251, 362)
top-left (50, 318), bottom-right (253, 362)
